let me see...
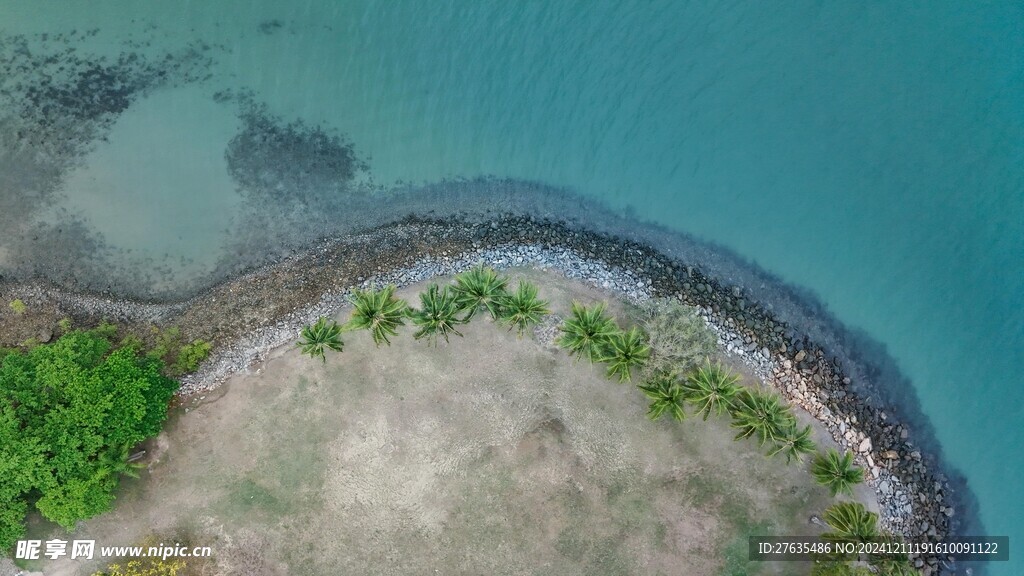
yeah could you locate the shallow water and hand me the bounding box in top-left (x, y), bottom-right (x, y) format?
top-left (1, 1), bottom-right (1022, 573)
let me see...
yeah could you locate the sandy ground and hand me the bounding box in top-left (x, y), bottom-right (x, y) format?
top-left (24, 269), bottom-right (857, 576)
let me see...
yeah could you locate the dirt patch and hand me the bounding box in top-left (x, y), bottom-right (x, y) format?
top-left (37, 271), bottom-right (841, 576)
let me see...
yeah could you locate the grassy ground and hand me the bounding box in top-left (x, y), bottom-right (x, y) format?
top-left (32, 269), bottom-right (851, 576)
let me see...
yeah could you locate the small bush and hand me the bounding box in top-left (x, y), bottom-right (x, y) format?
top-left (637, 298), bottom-right (716, 375)
top-left (92, 557), bottom-right (186, 576)
top-left (143, 326), bottom-right (210, 376)
top-left (148, 326), bottom-right (182, 361)
top-left (92, 321), bottom-right (120, 340)
top-left (119, 334), bottom-right (145, 352)
top-left (0, 347), bottom-right (16, 364)
top-left (8, 299), bottom-right (26, 315)
top-left (58, 317), bottom-right (73, 333)
top-left (173, 340), bottom-right (212, 374)
top-left (18, 337), bottom-right (40, 350)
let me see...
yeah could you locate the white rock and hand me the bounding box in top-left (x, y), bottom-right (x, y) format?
top-left (859, 437), bottom-right (873, 453)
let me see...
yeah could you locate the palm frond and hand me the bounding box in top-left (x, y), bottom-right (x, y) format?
top-left (811, 449), bottom-right (865, 496)
top-left (767, 422), bottom-right (816, 463)
top-left (637, 372), bottom-right (686, 421)
top-left (822, 501), bottom-right (879, 543)
top-left (499, 281), bottom-right (550, 335)
top-left (346, 285), bottom-right (408, 346)
top-left (410, 284), bottom-right (464, 345)
top-left (556, 301), bottom-right (619, 362)
top-left (681, 360), bottom-right (741, 420)
top-left (297, 316), bottom-right (345, 362)
top-left (452, 264), bottom-right (509, 321)
top-left (598, 326), bottom-right (650, 382)
top-left (729, 387), bottom-right (795, 446)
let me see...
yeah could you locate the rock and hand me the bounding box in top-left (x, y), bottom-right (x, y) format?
top-left (794, 350), bottom-right (807, 363)
top-left (38, 327), bottom-right (53, 343)
top-left (859, 437), bottom-right (873, 453)
top-left (882, 450), bottom-right (900, 460)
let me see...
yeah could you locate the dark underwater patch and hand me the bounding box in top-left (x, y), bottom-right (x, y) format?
top-left (0, 30), bottom-right (216, 287)
top-left (224, 95), bottom-right (368, 210)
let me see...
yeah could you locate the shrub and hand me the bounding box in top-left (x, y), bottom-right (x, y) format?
top-left (18, 337), bottom-right (40, 350)
top-left (8, 299), bottom-right (26, 315)
top-left (92, 557), bottom-right (186, 576)
top-left (173, 340), bottom-right (212, 374)
top-left (93, 321), bottom-right (119, 340)
top-left (147, 326), bottom-right (181, 362)
top-left (141, 327), bottom-right (212, 376)
top-left (0, 347), bottom-right (16, 364)
top-left (636, 299), bottom-right (716, 375)
top-left (0, 329), bottom-right (179, 549)
top-left (119, 334), bottom-right (145, 352)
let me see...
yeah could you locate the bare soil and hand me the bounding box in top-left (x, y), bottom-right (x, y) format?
top-left (34, 270), bottom-right (846, 576)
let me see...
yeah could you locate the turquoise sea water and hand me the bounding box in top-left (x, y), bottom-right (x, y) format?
top-left (2, 1), bottom-right (1022, 573)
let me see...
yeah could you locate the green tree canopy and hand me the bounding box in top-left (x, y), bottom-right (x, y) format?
top-left (0, 328), bottom-right (179, 550)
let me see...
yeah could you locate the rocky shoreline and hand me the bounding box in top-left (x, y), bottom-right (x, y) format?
top-left (0, 215), bottom-right (970, 574)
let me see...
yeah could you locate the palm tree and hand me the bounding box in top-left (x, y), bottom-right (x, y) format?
top-left (767, 422), bottom-right (816, 463)
top-left (452, 264), bottom-right (509, 321)
top-left (410, 284), bottom-right (464, 344)
top-left (557, 301), bottom-right (619, 362)
top-left (499, 280), bottom-right (550, 335)
top-left (346, 285), bottom-right (408, 346)
top-left (297, 316), bottom-right (345, 362)
top-left (729, 387), bottom-right (795, 446)
top-left (811, 449), bottom-right (865, 496)
top-left (637, 372), bottom-right (686, 421)
top-left (598, 326), bottom-right (651, 382)
top-left (681, 360), bottom-right (741, 420)
top-left (821, 501), bottom-right (879, 543)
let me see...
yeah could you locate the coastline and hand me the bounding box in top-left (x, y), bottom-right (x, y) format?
top-left (0, 214), bottom-right (974, 574)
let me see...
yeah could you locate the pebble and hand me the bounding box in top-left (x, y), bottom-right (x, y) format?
top-left (20, 216), bottom-right (957, 571)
